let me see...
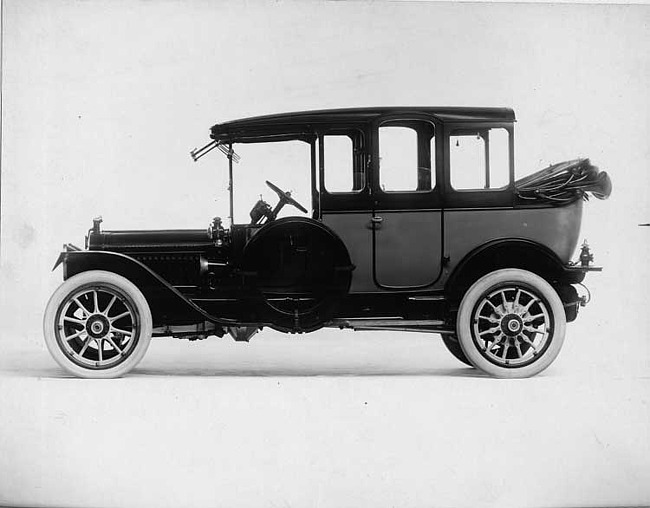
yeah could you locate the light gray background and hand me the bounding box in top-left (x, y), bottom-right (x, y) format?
top-left (1, 1), bottom-right (649, 507)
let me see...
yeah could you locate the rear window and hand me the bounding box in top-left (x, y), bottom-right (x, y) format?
top-left (450, 128), bottom-right (510, 190)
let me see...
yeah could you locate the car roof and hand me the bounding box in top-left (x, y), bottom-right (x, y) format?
top-left (210, 106), bottom-right (516, 143)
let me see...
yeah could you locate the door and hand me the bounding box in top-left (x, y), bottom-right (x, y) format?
top-left (372, 119), bottom-right (443, 289)
top-left (318, 128), bottom-right (376, 293)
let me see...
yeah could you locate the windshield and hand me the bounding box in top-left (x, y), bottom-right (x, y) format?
top-left (220, 140), bottom-right (312, 224)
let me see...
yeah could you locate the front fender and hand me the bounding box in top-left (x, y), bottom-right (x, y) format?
top-left (54, 250), bottom-right (234, 328)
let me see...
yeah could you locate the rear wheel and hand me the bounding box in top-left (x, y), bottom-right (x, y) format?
top-left (43, 270), bottom-right (152, 378)
top-left (440, 334), bottom-right (473, 367)
top-left (456, 269), bottom-right (566, 378)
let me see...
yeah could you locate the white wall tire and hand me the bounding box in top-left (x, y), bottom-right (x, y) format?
top-left (440, 334), bottom-right (473, 367)
top-left (43, 270), bottom-right (152, 379)
top-left (456, 269), bottom-right (566, 378)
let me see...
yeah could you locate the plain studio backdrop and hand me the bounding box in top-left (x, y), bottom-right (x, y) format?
top-left (0, 1), bottom-right (649, 508)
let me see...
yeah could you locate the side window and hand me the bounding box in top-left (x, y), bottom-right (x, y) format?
top-left (450, 128), bottom-right (510, 190)
top-left (322, 134), bottom-right (365, 192)
top-left (379, 122), bottom-right (435, 192)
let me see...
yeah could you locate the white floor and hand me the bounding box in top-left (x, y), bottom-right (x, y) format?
top-left (1, 320), bottom-right (648, 508)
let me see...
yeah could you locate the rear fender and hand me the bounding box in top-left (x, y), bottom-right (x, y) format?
top-left (54, 250), bottom-right (232, 329)
top-left (445, 238), bottom-right (582, 302)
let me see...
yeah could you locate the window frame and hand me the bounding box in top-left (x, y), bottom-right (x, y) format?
top-left (318, 126), bottom-right (373, 213)
top-left (449, 126), bottom-right (511, 192)
top-left (370, 114), bottom-right (442, 210)
top-left (443, 122), bottom-right (515, 208)
top-left (319, 129), bottom-right (367, 195)
top-left (377, 122), bottom-right (434, 193)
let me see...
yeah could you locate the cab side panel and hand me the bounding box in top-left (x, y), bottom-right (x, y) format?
top-left (322, 212), bottom-right (374, 293)
top-left (442, 199), bottom-right (583, 286)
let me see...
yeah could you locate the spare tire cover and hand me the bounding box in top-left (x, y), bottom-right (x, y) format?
top-left (241, 217), bottom-right (353, 332)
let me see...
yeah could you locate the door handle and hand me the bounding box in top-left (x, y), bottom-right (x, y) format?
top-left (369, 215), bottom-right (384, 229)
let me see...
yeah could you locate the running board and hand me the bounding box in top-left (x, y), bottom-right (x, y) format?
top-left (327, 318), bottom-right (454, 334)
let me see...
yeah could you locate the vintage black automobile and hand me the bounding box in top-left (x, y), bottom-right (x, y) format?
top-left (44, 107), bottom-right (611, 378)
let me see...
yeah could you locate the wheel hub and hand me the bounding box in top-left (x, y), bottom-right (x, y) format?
top-left (500, 314), bottom-right (523, 336)
top-left (86, 314), bottom-right (110, 339)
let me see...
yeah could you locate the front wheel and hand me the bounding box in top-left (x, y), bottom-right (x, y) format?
top-left (456, 269), bottom-right (566, 378)
top-left (43, 270), bottom-right (152, 378)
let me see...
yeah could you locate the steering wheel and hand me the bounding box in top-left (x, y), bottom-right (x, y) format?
top-left (266, 180), bottom-right (308, 214)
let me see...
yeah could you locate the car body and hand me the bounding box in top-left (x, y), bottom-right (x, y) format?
top-left (44, 107), bottom-right (612, 378)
